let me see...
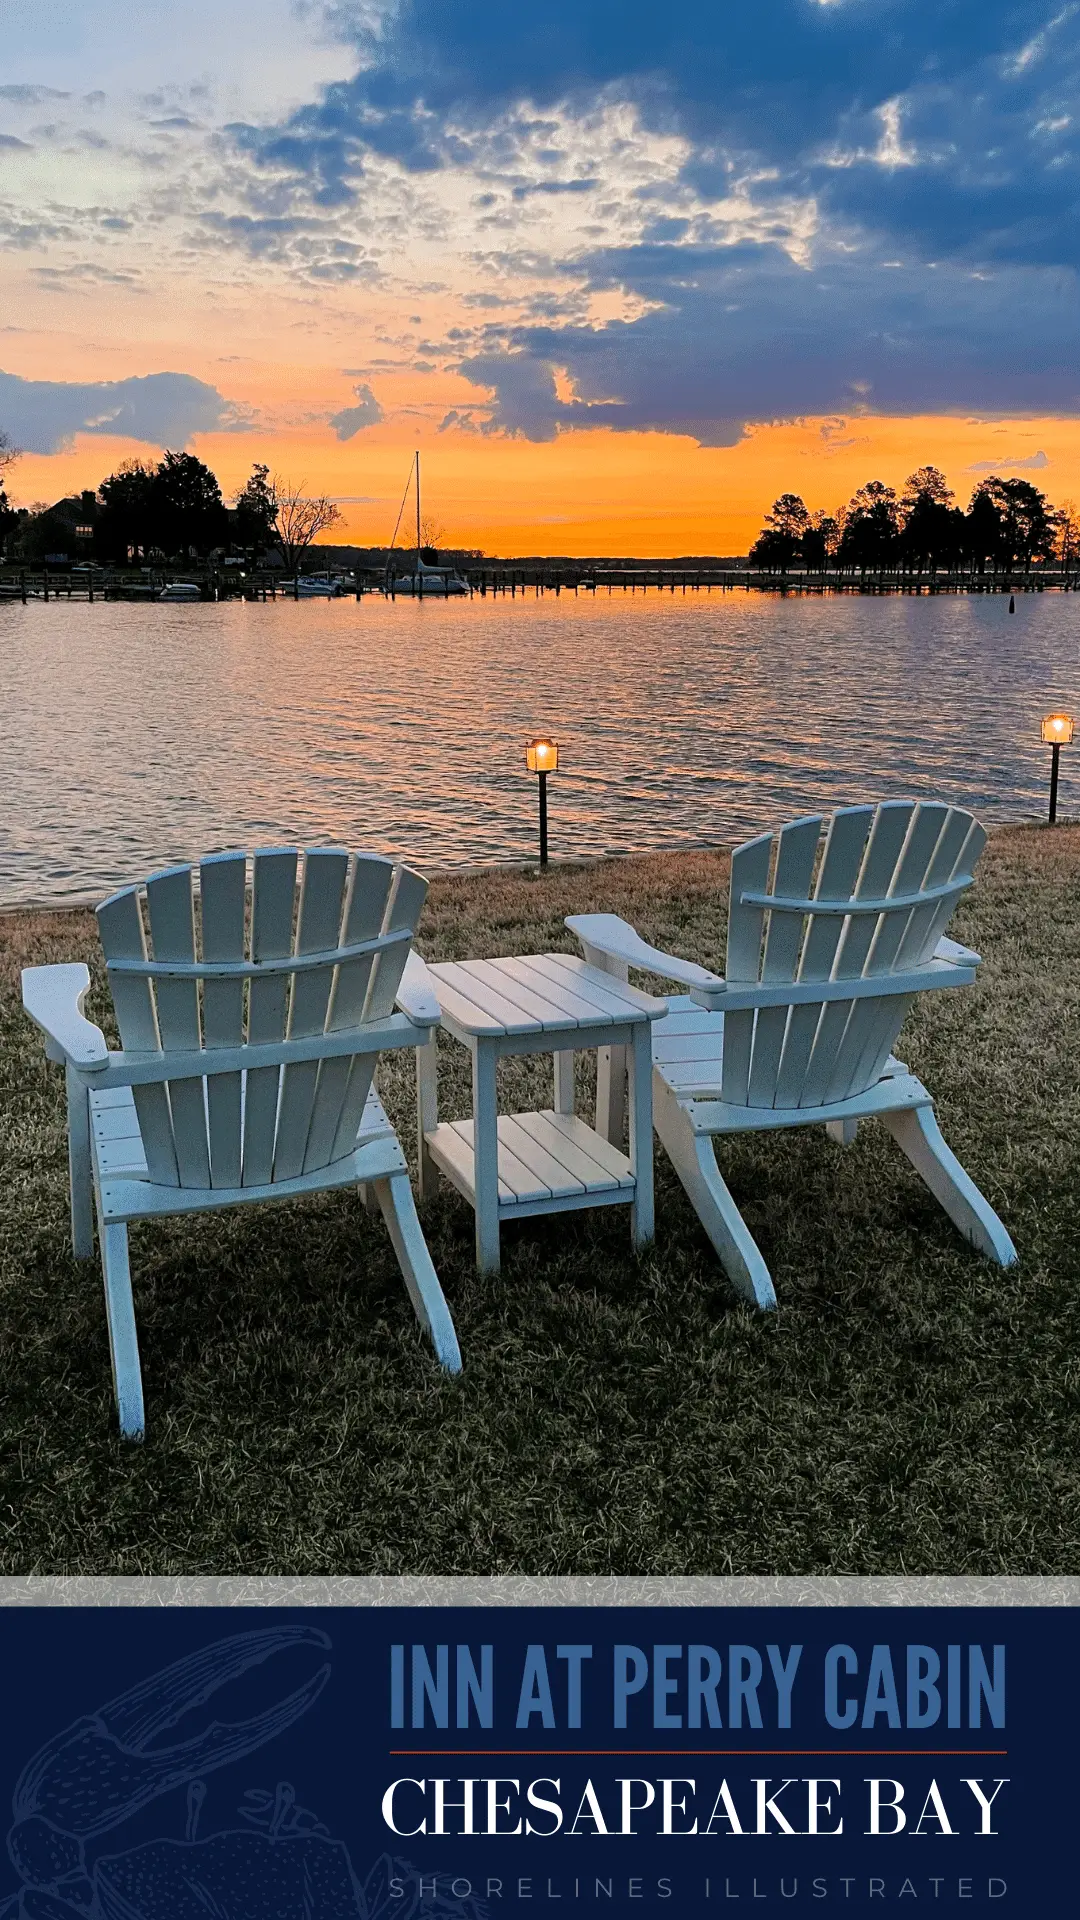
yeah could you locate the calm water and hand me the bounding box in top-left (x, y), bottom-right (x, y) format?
top-left (1, 590), bottom-right (1077, 905)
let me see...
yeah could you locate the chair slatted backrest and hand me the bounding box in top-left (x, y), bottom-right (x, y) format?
top-left (96, 847), bottom-right (426, 1190)
top-left (721, 801), bottom-right (985, 1111)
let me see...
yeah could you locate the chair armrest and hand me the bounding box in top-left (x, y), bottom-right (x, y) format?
top-left (22, 963), bottom-right (109, 1071)
top-left (565, 913), bottom-right (726, 1009)
top-left (395, 949), bottom-right (442, 1028)
top-left (934, 934), bottom-right (981, 967)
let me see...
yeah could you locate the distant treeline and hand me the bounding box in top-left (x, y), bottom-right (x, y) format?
top-left (0, 447), bottom-right (350, 574)
top-left (750, 467), bottom-right (1076, 572)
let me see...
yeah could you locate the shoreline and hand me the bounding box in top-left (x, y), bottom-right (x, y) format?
top-left (0, 817), bottom-right (1057, 920)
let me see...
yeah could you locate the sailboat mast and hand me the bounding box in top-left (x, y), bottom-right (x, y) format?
top-left (415, 449), bottom-right (421, 559)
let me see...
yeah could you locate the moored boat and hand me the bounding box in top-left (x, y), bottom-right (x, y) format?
top-left (293, 574), bottom-right (339, 597)
top-left (384, 450), bottom-right (468, 596)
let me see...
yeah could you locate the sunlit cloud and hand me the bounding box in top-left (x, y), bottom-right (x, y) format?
top-left (328, 380), bottom-right (384, 435)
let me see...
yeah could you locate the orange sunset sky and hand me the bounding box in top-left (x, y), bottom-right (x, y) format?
top-left (3, 1), bottom-right (1078, 556)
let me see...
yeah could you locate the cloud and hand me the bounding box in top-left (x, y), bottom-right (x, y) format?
top-left (0, 86), bottom-right (69, 105)
top-left (232, 1), bottom-right (1080, 267)
top-left (328, 381), bottom-right (384, 436)
top-left (511, 177), bottom-right (598, 201)
top-left (30, 261), bottom-right (142, 288)
top-left (0, 135), bottom-right (32, 151)
top-left (0, 369), bottom-right (246, 453)
top-left (6, 2), bottom-right (1080, 454)
top-left (968, 448), bottom-right (1050, 469)
top-left (456, 243), bottom-right (1080, 442)
top-left (210, 1), bottom-right (1080, 441)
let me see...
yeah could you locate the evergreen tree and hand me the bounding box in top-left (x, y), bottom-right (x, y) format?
top-left (838, 481), bottom-right (899, 571)
top-left (96, 460), bottom-right (158, 561)
top-left (749, 492), bottom-right (810, 569)
top-left (233, 463), bottom-right (278, 556)
top-left (151, 450), bottom-right (228, 556)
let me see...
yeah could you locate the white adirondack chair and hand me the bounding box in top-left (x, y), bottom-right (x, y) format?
top-left (22, 846), bottom-right (462, 1440)
top-left (568, 801), bottom-right (1017, 1308)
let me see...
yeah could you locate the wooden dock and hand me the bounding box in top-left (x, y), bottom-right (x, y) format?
top-left (2, 562), bottom-right (1077, 603)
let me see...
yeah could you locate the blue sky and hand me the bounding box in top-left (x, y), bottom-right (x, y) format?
top-left (2, 2), bottom-right (1077, 545)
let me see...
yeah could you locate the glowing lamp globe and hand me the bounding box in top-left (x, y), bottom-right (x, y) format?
top-left (526, 738), bottom-right (559, 774)
top-left (1041, 713), bottom-right (1075, 745)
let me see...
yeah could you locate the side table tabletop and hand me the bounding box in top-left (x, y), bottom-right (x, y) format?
top-left (416, 952), bottom-right (668, 1273)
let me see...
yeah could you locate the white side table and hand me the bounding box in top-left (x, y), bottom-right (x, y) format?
top-left (416, 952), bottom-right (668, 1273)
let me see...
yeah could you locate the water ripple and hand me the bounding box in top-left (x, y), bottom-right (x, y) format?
top-left (0, 590), bottom-right (1076, 904)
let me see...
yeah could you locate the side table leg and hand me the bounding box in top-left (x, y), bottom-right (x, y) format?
top-left (472, 1037), bottom-right (502, 1274)
top-left (596, 1046), bottom-right (627, 1146)
top-left (628, 1022), bottom-right (655, 1246)
top-left (554, 1049), bottom-right (575, 1115)
top-left (416, 1031), bottom-right (439, 1201)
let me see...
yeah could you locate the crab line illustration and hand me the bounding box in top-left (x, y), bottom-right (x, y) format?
top-left (2, 1627), bottom-right (484, 1920)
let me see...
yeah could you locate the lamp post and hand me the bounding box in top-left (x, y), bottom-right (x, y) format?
top-left (525, 737), bottom-right (559, 868)
top-left (1041, 712), bottom-right (1075, 824)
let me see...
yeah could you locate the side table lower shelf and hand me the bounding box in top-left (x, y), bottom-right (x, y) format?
top-left (425, 1108), bottom-right (635, 1221)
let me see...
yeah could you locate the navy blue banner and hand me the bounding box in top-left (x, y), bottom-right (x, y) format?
top-left (0, 1606), bottom-right (1069, 1917)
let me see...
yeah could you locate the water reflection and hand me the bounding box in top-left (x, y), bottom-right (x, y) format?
top-left (0, 590), bottom-right (1076, 904)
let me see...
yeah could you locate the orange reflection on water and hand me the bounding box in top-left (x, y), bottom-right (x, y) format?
top-left (0, 590), bottom-right (1076, 904)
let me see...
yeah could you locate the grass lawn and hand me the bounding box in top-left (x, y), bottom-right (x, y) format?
top-left (1, 826), bottom-right (1078, 1576)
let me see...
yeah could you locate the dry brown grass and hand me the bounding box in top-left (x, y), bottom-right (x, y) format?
top-left (0, 826), bottom-right (1078, 1575)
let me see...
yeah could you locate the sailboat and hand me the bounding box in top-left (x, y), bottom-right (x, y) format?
top-left (385, 451), bottom-right (469, 596)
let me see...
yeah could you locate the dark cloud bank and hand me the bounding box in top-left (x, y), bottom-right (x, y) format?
top-left (0, 371), bottom-right (242, 454)
top-left (237, 0), bottom-right (1080, 441)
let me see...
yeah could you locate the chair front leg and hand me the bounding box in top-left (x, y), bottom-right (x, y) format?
top-left (653, 1078), bottom-right (777, 1309)
top-left (66, 1063), bottom-right (94, 1258)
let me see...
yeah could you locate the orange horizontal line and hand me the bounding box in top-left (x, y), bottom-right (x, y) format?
top-left (389, 1749), bottom-right (1008, 1758)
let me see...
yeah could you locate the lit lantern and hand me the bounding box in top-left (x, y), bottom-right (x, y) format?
top-left (525, 737), bottom-right (559, 774)
top-left (1041, 712), bottom-right (1074, 825)
top-left (525, 737), bottom-right (560, 866)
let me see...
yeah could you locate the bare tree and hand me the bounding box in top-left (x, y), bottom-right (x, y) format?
top-left (272, 476), bottom-right (343, 574)
top-left (418, 512), bottom-right (444, 554)
top-left (0, 428), bottom-right (19, 477)
top-left (0, 434), bottom-right (22, 550)
top-left (1055, 498), bottom-right (1080, 576)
